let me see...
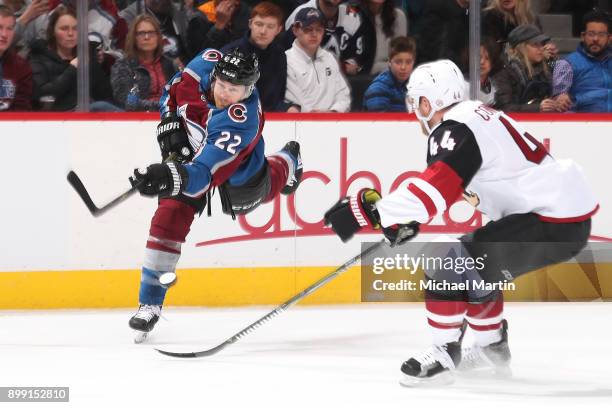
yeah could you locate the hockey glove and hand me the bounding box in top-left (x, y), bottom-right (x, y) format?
top-left (156, 113), bottom-right (193, 162)
top-left (381, 222), bottom-right (420, 247)
top-left (324, 189), bottom-right (382, 242)
top-left (130, 162), bottom-right (188, 198)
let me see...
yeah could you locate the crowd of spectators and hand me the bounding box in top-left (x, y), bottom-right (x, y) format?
top-left (0, 0), bottom-right (609, 113)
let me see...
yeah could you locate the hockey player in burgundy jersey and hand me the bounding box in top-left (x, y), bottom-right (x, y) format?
top-left (324, 60), bottom-right (597, 386)
top-left (127, 48), bottom-right (303, 343)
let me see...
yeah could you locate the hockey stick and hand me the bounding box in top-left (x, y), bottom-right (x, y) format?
top-left (67, 153), bottom-right (178, 217)
top-left (67, 170), bottom-right (139, 217)
top-left (155, 239), bottom-right (387, 358)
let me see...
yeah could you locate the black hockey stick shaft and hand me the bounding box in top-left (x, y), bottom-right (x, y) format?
top-left (155, 239), bottom-right (386, 358)
top-left (67, 171), bottom-right (138, 217)
top-left (67, 153), bottom-right (177, 217)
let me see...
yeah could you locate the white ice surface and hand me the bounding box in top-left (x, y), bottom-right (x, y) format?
top-left (1, 303), bottom-right (611, 407)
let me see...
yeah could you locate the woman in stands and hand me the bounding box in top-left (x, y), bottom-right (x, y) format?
top-left (492, 24), bottom-right (559, 112)
top-left (358, 0), bottom-right (408, 75)
top-left (110, 14), bottom-right (177, 111)
top-left (29, 5), bottom-right (112, 111)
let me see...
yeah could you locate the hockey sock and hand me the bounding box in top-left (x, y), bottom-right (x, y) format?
top-left (264, 155), bottom-right (291, 201)
top-left (425, 297), bottom-right (467, 346)
top-left (466, 291), bottom-right (504, 346)
top-left (138, 199), bottom-right (195, 305)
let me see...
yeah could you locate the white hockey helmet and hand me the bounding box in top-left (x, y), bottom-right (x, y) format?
top-left (405, 59), bottom-right (465, 126)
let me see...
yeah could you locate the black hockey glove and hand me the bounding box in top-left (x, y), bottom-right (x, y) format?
top-left (156, 113), bottom-right (193, 162)
top-left (324, 189), bottom-right (382, 242)
top-left (324, 188), bottom-right (420, 246)
top-left (129, 162), bottom-right (188, 198)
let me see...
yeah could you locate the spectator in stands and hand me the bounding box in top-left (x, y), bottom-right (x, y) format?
top-left (0, 0), bottom-right (49, 57)
top-left (29, 5), bottom-right (112, 110)
top-left (416, 0), bottom-right (470, 72)
top-left (357, 0), bottom-right (408, 75)
top-left (492, 24), bottom-right (558, 112)
top-left (0, 4), bottom-right (32, 110)
top-left (285, 7), bottom-right (350, 112)
top-left (243, 0), bottom-right (303, 17)
top-left (222, 2), bottom-right (289, 111)
top-left (120, 0), bottom-right (189, 65)
top-left (286, 0), bottom-right (366, 76)
top-left (476, 36), bottom-right (503, 105)
top-left (482, 0), bottom-right (558, 61)
top-left (111, 14), bottom-right (176, 111)
top-left (362, 35), bottom-right (414, 112)
top-left (552, 10), bottom-right (611, 113)
top-left (187, 0), bottom-right (250, 59)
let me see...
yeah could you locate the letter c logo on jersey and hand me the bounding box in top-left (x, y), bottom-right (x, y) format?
top-left (228, 104), bottom-right (247, 123)
top-left (202, 49), bottom-right (221, 62)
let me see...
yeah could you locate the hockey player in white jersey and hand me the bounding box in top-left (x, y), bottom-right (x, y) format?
top-left (324, 60), bottom-right (598, 386)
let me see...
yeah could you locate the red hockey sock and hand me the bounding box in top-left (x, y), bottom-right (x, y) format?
top-left (466, 292), bottom-right (504, 346)
top-left (425, 298), bottom-right (467, 346)
top-left (264, 156), bottom-right (290, 202)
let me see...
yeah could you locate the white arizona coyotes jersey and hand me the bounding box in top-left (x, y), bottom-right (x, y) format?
top-left (376, 100), bottom-right (598, 227)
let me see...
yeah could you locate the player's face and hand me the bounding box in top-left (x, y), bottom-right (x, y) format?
top-left (0, 15), bottom-right (16, 56)
top-left (249, 15), bottom-right (282, 49)
top-left (582, 22), bottom-right (610, 56)
top-left (389, 51), bottom-right (415, 83)
top-left (54, 14), bottom-right (77, 52)
top-left (213, 78), bottom-right (247, 109)
top-left (480, 46), bottom-right (491, 78)
top-left (525, 41), bottom-right (545, 63)
top-left (135, 21), bottom-right (159, 54)
top-left (294, 22), bottom-right (325, 55)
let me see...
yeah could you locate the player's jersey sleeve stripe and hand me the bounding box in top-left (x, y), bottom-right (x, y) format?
top-left (409, 179), bottom-right (446, 218)
top-left (417, 161), bottom-right (464, 208)
top-left (183, 67), bottom-right (201, 83)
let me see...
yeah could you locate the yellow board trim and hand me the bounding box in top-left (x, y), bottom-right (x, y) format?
top-left (0, 263), bottom-right (609, 309)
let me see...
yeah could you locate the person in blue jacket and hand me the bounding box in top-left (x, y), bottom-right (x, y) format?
top-left (363, 36), bottom-right (416, 112)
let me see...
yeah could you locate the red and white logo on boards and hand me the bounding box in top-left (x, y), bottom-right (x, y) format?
top-left (228, 104), bottom-right (247, 123)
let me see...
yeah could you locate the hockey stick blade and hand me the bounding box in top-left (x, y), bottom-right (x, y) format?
top-left (155, 240), bottom-right (386, 358)
top-left (67, 170), bottom-right (137, 217)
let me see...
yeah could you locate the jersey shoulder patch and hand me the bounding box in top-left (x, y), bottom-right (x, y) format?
top-left (228, 103), bottom-right (248, 123)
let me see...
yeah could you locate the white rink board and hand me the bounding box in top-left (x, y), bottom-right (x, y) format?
top-left (0, 118), bottom-right (609, 272)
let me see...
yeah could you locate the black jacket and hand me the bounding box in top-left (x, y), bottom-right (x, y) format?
top-left (222, 31), bottom-right (289, 112)
top-left (492, 58), bottom-right (552, 112)
top-left (186, 4), bottom-right (250, 60)
top-left (29, 40), bottom-right (112, 111)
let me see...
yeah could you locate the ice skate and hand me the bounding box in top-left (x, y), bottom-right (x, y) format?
top-left (458, 320), bottom-right (512, 378)
top-left (129, 304), bottom-right (161, 344)
top-left (399, 341), bottom-right (461, 387)
top-left (280, 141), bottom-right (302, 195)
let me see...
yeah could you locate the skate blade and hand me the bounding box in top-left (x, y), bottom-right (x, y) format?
top-left (133, 331), bottom-right (149, 344)
top-left (457, 364), bottom-right (513, 380)
top-left (399, 371), bottom-right (455, 388)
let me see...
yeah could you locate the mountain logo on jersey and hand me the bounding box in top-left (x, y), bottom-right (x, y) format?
top-left (228, 103), bottom-right (247, 123)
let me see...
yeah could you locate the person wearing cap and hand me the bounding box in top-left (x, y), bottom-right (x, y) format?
top-left (552, 10), bottom-right (611, 113)
top-left (285, 0), bottom-right (366, 76)
top-left (284, 7), bottom-right (351, 112)
top-left (492, 24), bottom-right (559, 112)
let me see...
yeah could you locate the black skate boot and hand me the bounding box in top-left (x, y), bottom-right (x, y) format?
top-left (400, 341), bottom-right (462, 387)
top-left (458, 319), bottom-right (512, 377)
top-left (280, 141), bottom-right (302, 195)
top-left (129, 304), bottom-right (162, 343)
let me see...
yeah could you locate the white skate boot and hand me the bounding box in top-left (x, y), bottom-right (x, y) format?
top-left (399, 341), bottom-right (462, 387)
top-left (458, 319), bottom-right (512, 378)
